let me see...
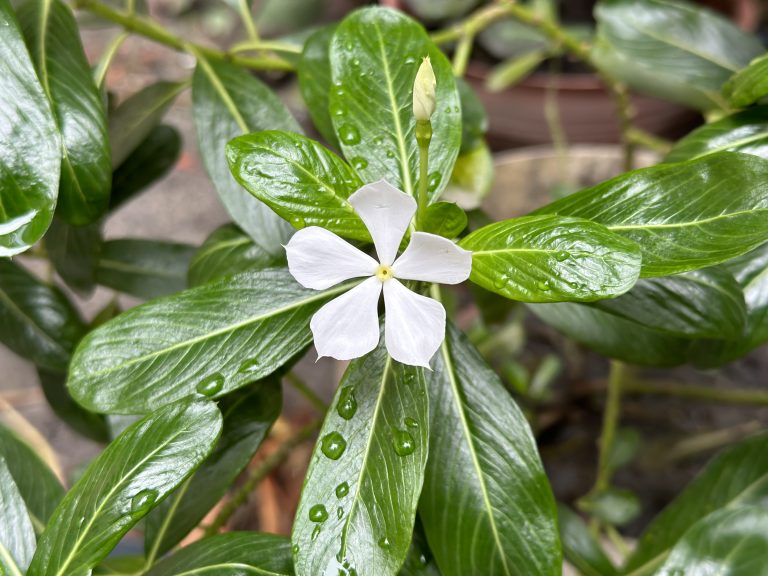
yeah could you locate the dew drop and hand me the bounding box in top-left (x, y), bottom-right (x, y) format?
top-left (350, 157), bottom-right (368, 171)
top-left (336, 506), bottom-right (344, 519)
top-left (405, 56), bottom-right (417, 65)
top-left (555, 251), bottom-right (570, 262)
top-left (335, 482), bottom-right (350, 498)
top-left (321, 432), bottom-right (347, 460)
top-left (351, 58), bottom-right (360, 67)
top-left (374, 136), bottom-right (384, 145)
top-left (427, 171), bottom-right (441, 192)
top-left (385, 150), bottom-right (395, 159)
top-left (130, 489), bottom-right (158, 514)
top-left (418, 553), bottom-right (428, 566)
top-left (336, 387), bottom-right (358, 420)
top-left (339, 125), bottom-right (360, 145)
top-left (238, 358), bottom-right (260, 374)
top-left (537, 280), bottom-right (551, 292)
top-left (330, 102), bottom-right (345, 117)
top-left (378, 536), bottom-right (391, 550)
top-left (392, 429), bottom-right (416, 456)
top-left (291, 216), bottom-right (307, 229)
top-left (292, 544), bottom-right (299, 556)
top-left (311, 524), bottom-right (321, 541)
top-left (309, 503), bottom-right (329, 523)
top-left (493, 275), bottom-right (507, 290)
top-left (404, 416), bottom-right (419, 429)
top-left (196, 373), bottom-right (224, 397)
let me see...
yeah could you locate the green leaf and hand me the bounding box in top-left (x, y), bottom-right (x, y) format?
top-left (0, 259), bottom-right (85, 371)
top-left (0, 424), bottom-right (64, 532)
top-left (579, 488), bottom-right (641, 527)
top-left (420, 202), bottom-right (467, 238)
top-left (723, 52), bottom-right (768, 109)
top-left (591, 267), bottom-right (747, 339)
top-left (0, 0), bottom-right (61, 256)
top-left (38, 369), bottom-right (110, 442)
top-left (45, 218), bottom-right (102, 296)
top-left (108, 81), bottom-right (186, 168)
top-left (530, 302), bottom-right (690, 367)
top-left (18, 0), bottom-right (111, 225)
top-left (399, 520), bottom-right (440, 576)
top-left (444, 141), bottom-right (494, 210)
top-left (557, 503), bottom-right (618, 576)
top-left (420, 324), bottom-right (560, 576)
top-left (68, 268), bottom-right (352, 413)
top-left (227, 131), bottom-right (368, 240)
top-left (477, 18), bottom-right (550, 60)
top-left (192, 57), bottom-right (300, 255)
top-left (457, 78), bottom-right (487, 154)
top-left (329, 7), bottom-right (461, 200)
top-left (96, 238), bottom-right (196, 300)
top-left (534, 152), bottom-right (768, 277)
top-left (292, 340), bottom-right (428, 576)
top-left (592, 0), bottom-right (763, 110)
top-left (624, 432), bottom-right (768, 576)
top-left (654, 507), bottom-right (768, 576)
top-left (188, 224), bottom-right (283, 287)
top-left (299, 24), bottom-right (339, 148)
top-left (460, 214), bottom-right (641, 303)
top-left (110, 124), bottom-right (182, 210)
top-left (666, 107), bottom-right (768, 163)
top-left (0, 457), bottom-right (36, 574)
top-left (144, 379), bottom-right (281, 557)
top-left (144, 532), bottom-right (293, 576)
top-left (27, 398), bottom-right (222, 576)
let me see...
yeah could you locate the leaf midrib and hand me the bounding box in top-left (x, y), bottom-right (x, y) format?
top-left (172, 563), bottom-right (285, 576)
top-left (0, 543), bottom-right (24, 576)
top-left (607, 208), bottom-right (768, 231)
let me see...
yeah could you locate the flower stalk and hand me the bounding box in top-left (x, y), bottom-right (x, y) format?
top-left (416, 120), bottom-right (432, 230)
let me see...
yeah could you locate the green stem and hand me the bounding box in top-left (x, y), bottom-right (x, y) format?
top-left (237, 0), bottom-right (259, 42)
top-left (230, 39), bottom-right (303, 55)
top-left (93, 31), bottom-right (129, 88)
top-left (623, 380), bottom-right (768, 406)
top-left (415, 120), bottom-right (432, 230)
top-left (285, 371), bottom-right (327, 412)
top-left (594, 361), bottom-right (626, 493)
top-left (626, 127), bottom-right (673, 155)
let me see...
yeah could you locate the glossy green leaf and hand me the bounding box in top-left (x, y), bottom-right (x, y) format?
top-left (0, 0), bottom-right (61, 256)
top-left (329, 7), bottom-right (461, 200)
top-left (624, 432), bottom-right (768, 576)
top-left (38, 369), bottom-right (110, 442)
top-left (27, 398), bottom-right (222, 576)
top-left (530, 302), bottom-right (690, 367)
top-left (460, 214), bottom-right (641, 303)
top-left (0, 458), bottom-right (36, 574)
top-left (293, 340), bottom-right (428, 576)
top-left (579, 488), bottom-right (641, 527)
top-left (724, 52), bottom-right (768, 109)
top-left (46, 218), bottom-right (102, 295)
top-left (110, 124), bottom-right (182, 210)
top-left (592, 0), bottom-right (763, 110)
top-left (144, 379), bottom-right (281, 557)
top-left (299, 24), bottom-right (339, 147)
top-left (534, 152), bottom-right (768, 277)
top-left (666, 107), bottom-right (768, 162)
top-left (227, 131), bottom-right (368, 240)
top-left (192, 57), bottom-right (300, 255)
top-left (592, 267), bottom-right (747, 339)
top-left (457, 78), bottom-right (486, 154)
top-left (69, 268), bottom-right (352, 413)
top-left (444, 141), bottom-right (493, 210)
top-left (0, 259), bottom-right (85, 371)
top-left (145, 532), bottom-right (293, 576)
top-left (557, 504), bottom-right (618, 576)
top-left (18, 0), bottom-right (111, 225)
top-left (96, 238), bottom-right (196, 300)
top-left (420, 324), bottom-right (560, 576)
top-left (108, 81), bottom-right (186, 168)
top-left (0, 425), bottom-right (64, 532)
top-left (654, 507), bottom-right (768, 576)
top-left (420, 202), bottom-right (467, 239)
top-left (188, 224), bottom-right (283, 287)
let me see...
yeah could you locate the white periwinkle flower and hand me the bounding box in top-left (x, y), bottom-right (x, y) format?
top-left (285, 180), bottom-right (471, 368)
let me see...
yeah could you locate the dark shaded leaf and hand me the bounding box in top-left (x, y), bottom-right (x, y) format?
top-left (723, 52), bottom-right (768, 108)
top-left (37, 369), bottom-right (109, 442)
top-left (399, 520), bottom-right (440, 576)
top-left (298, 24), bottom-right (339, 147)
top-left (45, 218), bottom-right (102, 296)
top-left (457, 78), bottom-right (486, 153)
top-left (0, 457), bottom-right (36, 574)
top-left (557, 504), bottom-right (618, 576)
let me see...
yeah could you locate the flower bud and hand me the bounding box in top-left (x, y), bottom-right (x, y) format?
top-left (413, 56), bottom-right (436, 122)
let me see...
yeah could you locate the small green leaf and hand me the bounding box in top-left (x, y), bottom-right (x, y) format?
top-left (298, 24), bottom-right (339, 147)
top-left (666, 107), bottom-right (768, 163)
top-left (192, 57), bottom-right (300, 255)
top-left (329, 7), bottom-right (461, 200)
top-left (723, 52), bottom-right (768, 108)
top-left (144, 379), bottom-right (281, 557)
top-left (445, 141), bottom-right (494, 210)
top-left (38, 369), bottom-right (110, 443)
top-left (557, 503), bottom-right (618, 576)
top-left (188, 224), bottom-right (283, 287)
top-left (0, 259), bottom-right (85, 371)
top-left (144, 532), bottom-right (293, 576)
top-left (96, 239), bottom-right (196, 300)
top-left (69, 268), bottom-right (353, 413)
top-left (535, 152), bottom-right (768, 277)
top-left (26, 398), bottom-right (222, 576)
top-left (227, 131), bottom-right (368, 240)
top-left (45, 218), bottom-right (102, 296)
top-left (292, 340), bottom-right (428, 576)
top-left (19, 0), bottom-right (111, 225)
top-left (420, 324), bottom-right (561, 576)
top-left (579, 488), bottom-right (641, 527)
top-left (457, 78), bottom-right (487, 154)
top-left (0, 0), bottom-right (61, 256)
top-left (592, 0), bottom-right (763, 110)
top-left (460, 214), bottom-right (641, 302)
top-left (420, 202), bottom-right (467, 238)
top-left (0, 457), bottom-right (36, 574)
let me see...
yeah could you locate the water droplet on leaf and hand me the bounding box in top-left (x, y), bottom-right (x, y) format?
top-left (335, 482), bottom-right (349, 498)
top-left (130, 489), bottom-right (158, 514)
top-left (393, 429), bottom-right (416, 456)
top-left (493, 275), bottom-right (507, 290)
top-left (309, 503), bottom-right (329, 522)
top-left (291, 216), bottom-right (307, 229)
top-left (378, 537), bottom-right (391, 550)
top-left (311, 524), bottom-right (321, 541)
top-left (238, 358), bottom-right (260, 374)
top-left (336, 387), bottom-right (357, 420)
top-left (404, 417), bottom-right (419, 428)
top-left (339, 125), bottom-right (360, 145)
top-left (321, 432), bottom-right (347, 460)
top-left (336, 506), bottom-right (344, 519)
top-left (196, 373), bottom-right (224, 397)
top-left (537, 280), bottom-right (551, 291)
top-left (350, 157), bottom-right (368, 171)
top-left (427, 172), bottom-right (441, 191)
top-left (555, 251), bottom-right (570, 262)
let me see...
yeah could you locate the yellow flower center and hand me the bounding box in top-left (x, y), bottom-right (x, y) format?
top-left (375, 264), bottom-right (394, 282)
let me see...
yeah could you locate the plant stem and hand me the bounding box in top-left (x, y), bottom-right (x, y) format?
top-left (93, 31), bottom-right (129, 88)
top-left (626, 127), bottom-right (673, 155)
top-left (594, 361), bottom-right (626, 493)
top-left (237, 0), bottom-right (259, 42)
top-left (205, 419), bottom-right (321, 535)
top-left (285, 371), bottom-right (327, 412)
top-left (71, 0), bottom-right (294, 72)
top-left (415, 120), bottom-right (432, 230)
top-left (623, 380), bottom-right (768, 406)
top-left (230, 39), bottom-right (303, 55)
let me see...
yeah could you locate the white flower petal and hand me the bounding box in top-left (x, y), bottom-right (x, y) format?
top-left (311, 276), bottom-right (382, 361)
top-left (348, 180), bottom-right (416, 265)
top-left (286, 226), bottom-right (378, 290)
top-left (383, 279), bottom-right (445, 368)
top-left (393, 232), bottom-right (472, 285)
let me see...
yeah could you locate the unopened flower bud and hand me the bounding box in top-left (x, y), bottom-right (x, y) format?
top-left (413, 56), bottom-right (436, 122)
